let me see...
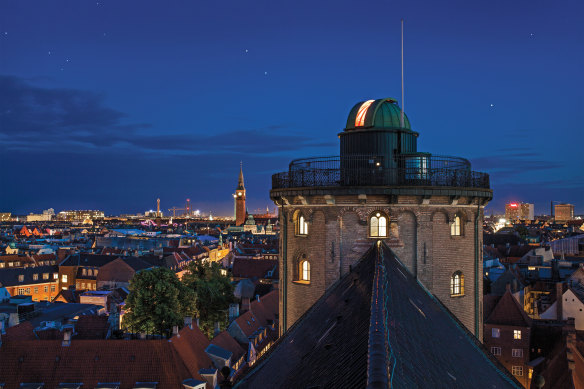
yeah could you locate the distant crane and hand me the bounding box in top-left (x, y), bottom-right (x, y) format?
top-left (168, 198), bottom-right (193, 217)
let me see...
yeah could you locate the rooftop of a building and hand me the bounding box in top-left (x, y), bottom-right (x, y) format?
top-left (236, 242), bottom-right (521, 388)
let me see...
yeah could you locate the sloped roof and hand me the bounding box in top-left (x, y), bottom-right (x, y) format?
top-left (0, 339), bottom-right (193, 388)
top-left (75, 315), bottom-right (110, 339)
top-left (236, 243), bottom-right (521, 388)
top-left (249, 290), bottom-right (278, 327)
top-left (485, 289), bottom-right (532, 327)
top-left (232, 258), bottom-right (277, 280)
top-left (60, 254), bottom-right (119, 268)
top-left (169, 324), bottom-right (212, 380)
top-left (211, 331), bottom-right (246, 362)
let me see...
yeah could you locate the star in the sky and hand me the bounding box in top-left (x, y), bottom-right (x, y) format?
top-left (264, 71), bottom-right (268, 75)
top-left (490, 104), bottom-right (494, 107)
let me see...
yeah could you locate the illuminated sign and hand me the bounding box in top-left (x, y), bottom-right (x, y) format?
top-left (355, 100), bottom-right (375, 127)
top-left (509, 203), bottom-right (518, 208)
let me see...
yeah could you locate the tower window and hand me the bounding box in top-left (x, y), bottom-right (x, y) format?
top-left (300, 260), bottom-right (310, 282)
top-left (369, 213), bottom-right (388, 238)
top-left (450, 215), bottom-right (462, 236)
top-left (450, 271), bottom-right (464, 296)
top-left (297, 215), bottom-right (308, 236)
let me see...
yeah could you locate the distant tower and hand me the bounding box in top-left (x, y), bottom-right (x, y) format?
top-left (156, 198), bottom-right (161, 217)
top-left (186, 198), bottom-right (191, 217)
top-left (235, 163), bottom-right (247, 226)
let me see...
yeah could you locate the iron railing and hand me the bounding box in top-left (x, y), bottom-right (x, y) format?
top-left (273, 155), bottom-right (489, 190)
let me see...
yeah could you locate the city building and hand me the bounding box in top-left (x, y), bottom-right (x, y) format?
top-left (555, 203), bottom-right (575, 222)
top-left (235, 164), bottom-right (246, 226)
top-left (270, 98), bottom-right (492, 338)
top-left (57, 210), bottom-right (105, 221)
top-left (0, 265), bottom-right (60, 302)
top-left (505, 202), bottom-right (534, 221)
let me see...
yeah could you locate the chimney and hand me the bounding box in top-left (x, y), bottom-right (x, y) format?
top-left (214, 322), bottom-right (221, 337)
top-left (195, 317), bottom-right (200, 328)
top-left (241, 297), bottom-right (251, 313)
top-left (62, 326), bottom-right (73, 346)
top-left (556, 283), bottom-right (564, 321)
top-left (173, 325), bottom-right (180, 337)
top-left (184, 316), bottom-right (193, 329)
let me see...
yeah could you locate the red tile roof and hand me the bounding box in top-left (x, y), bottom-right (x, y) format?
top-left (1, 322), bottom-right (35, 342)
top-left (234, 310), bottom-right (262, 338)
top-left (75, 315), bottom-right (109, 339)
top-left (211, 331), bottom-right (246, 362)
top-left (232, 258), bottom-right (277, 280)
top-left (0, 339), bottom-right (193, 388)
top-left (169, 324), bottom-right (212, 380)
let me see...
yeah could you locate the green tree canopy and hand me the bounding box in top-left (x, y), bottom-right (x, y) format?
top-left (182, 261), bottom-right (235, 337)
top-left (123, 267), bottom-right (196, 336)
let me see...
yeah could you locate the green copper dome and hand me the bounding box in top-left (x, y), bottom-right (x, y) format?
top-left (345, 98), bottom-right (411, 131)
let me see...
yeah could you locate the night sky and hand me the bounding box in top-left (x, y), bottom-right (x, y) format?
top-left (1, 0), bottom-right (583, 216)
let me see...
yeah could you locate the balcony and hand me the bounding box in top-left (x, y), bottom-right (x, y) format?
top-left (271, 155), bottom-right (490, 190)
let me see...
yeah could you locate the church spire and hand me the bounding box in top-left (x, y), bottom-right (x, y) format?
top-left (238, 161), bottom-right (245, 190)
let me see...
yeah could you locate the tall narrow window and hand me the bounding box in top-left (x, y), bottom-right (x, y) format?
top-left (300, 260), bottom-right (310, 282)
top-left (450, 215), bottom-right (461, 236)
top-left (370, 213), bottom-right (388, 238)
top-left (450, 271), bottom-right (464, 296)
top-left (298, 215), bottom-right (308, 236)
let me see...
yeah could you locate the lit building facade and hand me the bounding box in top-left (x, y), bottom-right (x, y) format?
top-left (554, 203), bottom-right (574, 222)
top-left (270, 98), bottom-right (492, 338)
top-left (235, 165), bottom-right (246, 226)
top-left (505, 202), bottom-right (534, 221)
top-left (57, 210), bottom-right (105, 221)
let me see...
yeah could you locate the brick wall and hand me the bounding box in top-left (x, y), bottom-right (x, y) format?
top-left (277, 194), bottom-right (486, 338)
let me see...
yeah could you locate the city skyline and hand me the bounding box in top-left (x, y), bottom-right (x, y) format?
top-left (1, 0), bottom-right (583, 215)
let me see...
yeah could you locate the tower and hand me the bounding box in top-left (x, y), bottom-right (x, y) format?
top-left (271, 98), bottom-right (492, 339)
top-left (235, 163), bottom-right (246, 226)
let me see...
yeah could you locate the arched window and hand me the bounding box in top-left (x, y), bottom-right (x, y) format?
top-left (451, 271), bottom-right (464, 296)
top-left (300, 260), bottom-right (310, 282)
top-left (370, 212), bottom-right (388, 238)
top-left (450, 215), bottom-right (462, 236)
top-left (297, 214), bottom-right (308, 236)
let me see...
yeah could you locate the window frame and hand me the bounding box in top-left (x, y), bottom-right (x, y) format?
top-left (492, 328), bottom-right (500, 338)
top-left (512, 348), bottom-right (523, 358)
top-left (513, 330), bottom-right (522, 340)
top-left (512, 366), bottom-right (523, 376)
top-left (369, 212), bottom-right (388, 238)
top-left (296, 214), bottom-right (309, 236)
top-left (450, 271), bottom-right (465, 296)
top-left (300, 260), bottom-right (310, 282)
top-left (491, 346), bottom-right (501, 356)
top-left (450, 214), bottom-right (462, 236)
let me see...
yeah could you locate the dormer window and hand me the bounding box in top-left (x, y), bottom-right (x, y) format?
top-left (369, 213), bottom-right (388, 238)
top-left (297, 214), bottom-right (308, 236)
top-left (450, 215), bottom-right (462, 236)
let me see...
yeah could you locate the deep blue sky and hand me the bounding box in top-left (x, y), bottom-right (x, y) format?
top-left (1, 0), bottom-right (583, 216)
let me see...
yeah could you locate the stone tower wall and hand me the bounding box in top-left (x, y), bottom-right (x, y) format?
top-left (278, 194), bottom-right (485, 340)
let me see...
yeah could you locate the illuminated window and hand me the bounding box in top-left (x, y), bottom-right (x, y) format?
top-left (450, 215), bottom-right (462, 236)
top-left (492, 328), bottom-right (500, 338)
top-left (297, 215), bottom-right (308, 236)
top-left (370, 213), bottom-right (388, 238)
top-left (53, 273), bottom-right (58, 280)
top-left (512, 349), bottom-right (523, 358)
top-left (18, 288), bottom-right (25, 295)
top-left (300, 260), bottom-right (310, 282)
top-left (491, 347), bottom-right (501, 356)
top-left (43, 273), bottom-right (49, 280)
top-left (51, 285), bottom-right (56, 292)
top-left (18, 275), bottom-right (24, 282)
top-left (82, 268), bottom-right (87, 276)
top-left (514, 330), bottom-right (522, 340)
top-left (25, 288), bottom-right (30, 294)
top-left (33, 274), bottom-right (38, 281)
top-left (355, 100), bottom-right (375, 127)
top-left (34, 287), bottom-right (38, 294)
top-left (450, 271), bottom-right (464, 296)
top-left (62, 274), bottom-right (68, 283)
top-left (94, 269), bottom-right (98, 276)
top-left (512, 366), bottom-right (523, 376)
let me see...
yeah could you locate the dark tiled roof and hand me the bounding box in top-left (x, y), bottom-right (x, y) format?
top-left (75, 315), bottom-right (110, 339)
top-left (60, 254), bottom-right (119, 268)
top-left (211, 331), bottom-right (246, 362)
top-left (205, 344), bottom-right (232, 360)
top-left (0, 265), bottom-right (59, 287)
top-left (231, 258), bottom-right (277, 280)
top-left (237, 243), bottom-right (521, 388)
top-left (486, 289), bottom-right (532, 327)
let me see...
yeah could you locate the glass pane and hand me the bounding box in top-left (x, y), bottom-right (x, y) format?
top-left (370, 216), bottom-right (379, 237)
top-left (379, 216), bottom-right (387, 237)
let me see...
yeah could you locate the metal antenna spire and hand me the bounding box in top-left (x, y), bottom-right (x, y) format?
top-left (400, 18), bottom-right (405, 128)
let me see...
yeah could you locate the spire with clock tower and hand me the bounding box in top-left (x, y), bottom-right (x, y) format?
top-left (235, 162), bottom-right (246, 226)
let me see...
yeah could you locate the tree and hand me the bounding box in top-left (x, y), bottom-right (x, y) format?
top-left (123, 267), bottom-right (196, 336)
top-left (181, 261), bottom-right (235, 337)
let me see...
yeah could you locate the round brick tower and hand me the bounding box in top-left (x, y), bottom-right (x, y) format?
top-left (270, 98), bottom-right (492, 339)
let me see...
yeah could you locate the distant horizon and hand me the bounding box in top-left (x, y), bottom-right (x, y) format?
top-left (2, 0), bottom-right (582, 218)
